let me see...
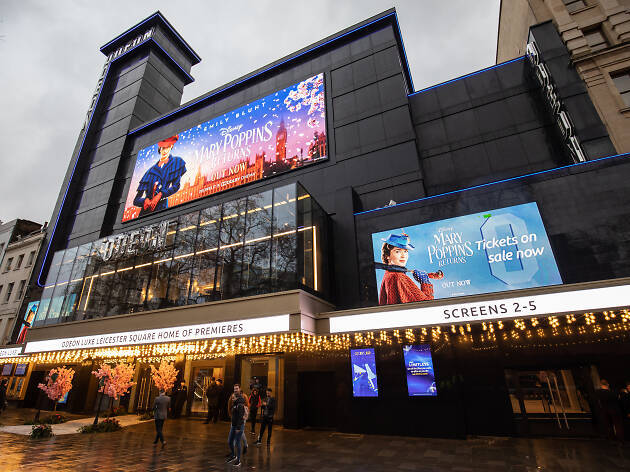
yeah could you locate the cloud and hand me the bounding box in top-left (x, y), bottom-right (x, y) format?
top-left (0, 0), bottom-right (499, 224)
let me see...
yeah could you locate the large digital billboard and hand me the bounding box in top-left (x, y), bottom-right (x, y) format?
top-left (372, 203), bottom-right (562, 306)
top-left (16, 301), bottom-right (39, 344)
top-left (123, 73), bottom-right (327, 222)
top-left (350, 348), bottom-right (379, 397)
top-left (403, 344), bottom-right (437, 396)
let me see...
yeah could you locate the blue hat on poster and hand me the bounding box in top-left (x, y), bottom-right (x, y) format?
top-left (382, 232), bottom-right (414, 250)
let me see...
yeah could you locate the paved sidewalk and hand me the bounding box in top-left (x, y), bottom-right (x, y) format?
top-left (1, 417), bottom-right (629, 471)
top-left (0, 414), bottom-right (151, 435)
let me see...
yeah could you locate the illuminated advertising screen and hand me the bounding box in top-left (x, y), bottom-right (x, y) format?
top-left (1, 364), bottom-right (13, 376)
top-left (123, 73), bottom-right (327, 222)
top-left (17, 300), bottom-right (39, 344)
top-left (350, 348), bottom-right (379, 397)
top-left (14, 364), bottom-right (27, 376)
top-left (372, 202), bottom-right (562, 306)
top-left (403, 344), bottom-right (437, 396)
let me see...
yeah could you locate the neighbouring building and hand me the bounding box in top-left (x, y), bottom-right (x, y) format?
top-left (497, 0), bottom-right (630, 152)
top-left (2, 9), bottom-right (630, 439)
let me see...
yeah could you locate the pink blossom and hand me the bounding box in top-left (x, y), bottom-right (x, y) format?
top-left (38, 366), bottom-right (74, 402)
top-left (150, 361), bottom-right (179, 392)
top-left (92, 362), bottom-right (136, 400)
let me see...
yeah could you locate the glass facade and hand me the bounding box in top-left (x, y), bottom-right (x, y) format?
top-left (33, 183), bottom-right (328, 327)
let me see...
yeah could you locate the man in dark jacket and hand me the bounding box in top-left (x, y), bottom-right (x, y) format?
top-left (153, 390), bottom-right (171, 447)
top-left (256, 388), bottom-right (276, 446)
top-left (204, 378), bottom-right (219, 424)
top-left (0, 378), bottom-right (8, 415)
top-left (596, 379), bottom-right (624, 440)
top-left (225, 384), bottom-right (246, 467)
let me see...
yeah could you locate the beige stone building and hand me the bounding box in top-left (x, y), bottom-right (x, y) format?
top-left (0, 225), bottom-right (45, 345)
top-left (497, 0), bottom-right (630, 152)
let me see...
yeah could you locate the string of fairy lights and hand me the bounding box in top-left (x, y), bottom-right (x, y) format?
top-left (1, 309), bottom-right (629, 366)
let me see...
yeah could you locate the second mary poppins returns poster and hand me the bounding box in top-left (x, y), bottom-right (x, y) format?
top-left (123, 73), bottom-right (327, 222)
top-left (372, 203), bottom-right (563, 306)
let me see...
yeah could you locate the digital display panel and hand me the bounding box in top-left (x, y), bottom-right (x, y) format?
top-left (403, 344), bottom-right (437, 396)
top-left (17, 300), bottom-right (39, 344)
top-left (14, 364), bottom-right (27, 376)
top-left (1, 364), bottom-right (13, 376)
top-left (123, 73), bottom-right (327, 222)
top-left (350, 348), bottom-right (379, 397)
top-left (372, 202), bottom-right (562, 306)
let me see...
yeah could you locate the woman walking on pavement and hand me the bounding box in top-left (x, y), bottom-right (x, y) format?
top-left (249, 388), bottom-right (261, 435)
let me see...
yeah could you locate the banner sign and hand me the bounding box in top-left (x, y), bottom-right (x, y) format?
top-left (350, 348), bottom-right (379, 397)
top-left (123, 73), bottom-right (327, 222)
top-left (24, 315), bottom-right (290, 353)
top-left (0, 347), bottom-right (23, 359)
top-left (372, 202), bottom-right (561, 306)
top-left (403, 344), bottom-right (437, 396)
top-left (330, 283), bottom-right (630, 333)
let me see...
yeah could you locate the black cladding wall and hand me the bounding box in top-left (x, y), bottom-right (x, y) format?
top-left (41, 13), bottom-right (620, 313)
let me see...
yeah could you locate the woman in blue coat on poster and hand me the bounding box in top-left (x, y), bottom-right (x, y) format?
top-left (133, 135), bottom-right (187, 216)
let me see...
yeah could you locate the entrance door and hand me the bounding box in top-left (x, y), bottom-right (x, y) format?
top-left (297, 371), bottom-right (336, 429)
top-left (190, 366), bottom-right (224, 415)
top-left (505, 367), bottom-right (595, 436)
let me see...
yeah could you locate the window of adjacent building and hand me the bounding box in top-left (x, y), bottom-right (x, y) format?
top-left (612, 71), bottom-right (630, 107)
top-left (15, 254), bottom-right (24, 270)
top-left (5, 282), bottom-right (14, 302)
top-left (584, 28), bottom-right (608, 52)
top-left (4, 257), bottom-right (13, 272)
top-left (26, 250), bottom-right (36, 266)
top-left (0, 286), bottom-right (3, 299)
top-left (16, 280), bottom-right (26, 300)
top-left (563, 0), bottom-right (587, 13)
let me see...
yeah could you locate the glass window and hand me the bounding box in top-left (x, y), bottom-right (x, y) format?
top-left (5, 282), bottom-right (14, 302)
top-left (61, 243), bottom-right (92, 321)
top-left (190, 205), bottom-right (222, 304)
top-left (5, 257), bottom-right (13, 271)
top-left (563, 0), bottom-right (587, 13)
top-left (167, 212), bottom-right (199, 306)
top-left (45, 247), bottom-right (78, 324)
top-left (27, 250), bottom-right (36, 266)
top-left (218, 198), bottom-right (247, 300)
top-left (146, 220), bottom-right (177, 311)
top-left (15, 254), bottom-right (24, 269)
top-left (584, 28), bottom-right (608, 52)
top-left (612, 71), bottom-right (630, 107)
top-left (242, 192), bottom-right (273, 295)
top-left (16, 280), bottom-right (26, 300)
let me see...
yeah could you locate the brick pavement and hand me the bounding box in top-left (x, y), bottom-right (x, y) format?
top-left (0, 416), bottom-right (629, 471)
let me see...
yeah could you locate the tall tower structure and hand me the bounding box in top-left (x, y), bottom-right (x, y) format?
top-left (275, 118), bottom-right (287, 162)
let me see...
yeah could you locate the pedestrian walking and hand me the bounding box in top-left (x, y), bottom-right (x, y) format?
top-left (153, 390), bottom-right (171, 447)
top-left (173, 382), bottom-right (187, 418)
top-left (620, 380), bottom-right (630, 441)
top-left (256, 388), bottom-right (276, 446)
top-left (225, 384), bottom-right (247, 467)
top-left (0, 378), bottom-right (8, 416)
top-left (249, 388), bottom-right (261, 435)
top-left (216, 379), bottom-right (226, 420)
top-left (595, 379), bottom-right (624, 441)
top-left (204, 377), bottom-right (220, 424)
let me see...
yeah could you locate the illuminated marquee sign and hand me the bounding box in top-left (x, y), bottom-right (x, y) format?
top-left (0, 347), bottom-right (23, 359)
top-left (24, 314), bottom-right (290, 353)
top-left (330, 283), bottom-right (630, 333)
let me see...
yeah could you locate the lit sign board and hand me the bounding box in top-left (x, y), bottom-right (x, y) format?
top-left (372, 203), bottom-right (561, 306)
top-left (123, 73), bottom-right (327, 222)
top-left (403, 345), bottom-right (437, 397)
top-left (0, 347), bottom-right (23, 359)
top-left (96, 220), bottom-right (169, 261)
top-left (329, 283), bottom-right (630, 333)
top-left (24, 314), bottom-right (290, 353)
top-left (350, 348), bottom-right (379, 397)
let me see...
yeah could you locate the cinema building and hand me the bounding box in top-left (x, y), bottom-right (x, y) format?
top-left (3, 9), bottom-right (630, 438)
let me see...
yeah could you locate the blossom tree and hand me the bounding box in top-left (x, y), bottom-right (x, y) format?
top-left (151, 361), bottom-right (179, 393)
top-left (92, 362), bottom-right (136, 424)
top-left (37, 366), bottom-right (74, 413)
